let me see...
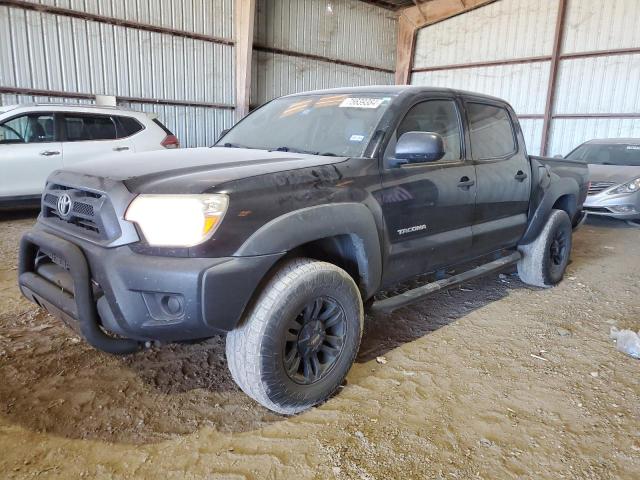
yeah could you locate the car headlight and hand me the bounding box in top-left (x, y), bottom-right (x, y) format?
top-left (609, 177), bottom-right (640, 195)
top-left (125, 194), bottom-right (229, 247)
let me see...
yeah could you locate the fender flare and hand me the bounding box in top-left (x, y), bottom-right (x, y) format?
top-left (519, 176), bottom-right (580, 245)
top-left (234, 203), bottom-right (383, 297)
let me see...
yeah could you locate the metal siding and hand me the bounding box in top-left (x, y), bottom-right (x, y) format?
top-left (411, 62), bottom-right (551, 115)
top-left (518, 119), bottom-right (544, 156)
top-left (251, 50), bottom-right (394, 106)
top-left (30, 0), bottom-right (234, 38)
top-left (118, 101), bottom-right (235, 149)
top-left (563, 0), bottom-right (640, 54)
top-left (1, 3), bottom-right (234, 148)
top-left (549, 118), bottom-right (640, 156)
top-left (554, 55), bottom-right (640, 115)
top-left (413, 0), bottom-right (558, 69)
top-left (254, 0), bottom-right (397, 70)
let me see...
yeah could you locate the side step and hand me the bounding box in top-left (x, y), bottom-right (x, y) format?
top-left (370, 251), bottom-right (522, 314)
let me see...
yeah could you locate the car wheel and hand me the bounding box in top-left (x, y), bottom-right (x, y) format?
top-left (225, 258), bottom-right (363, 414)
top-left (517, 209), bottom-right (573, 288)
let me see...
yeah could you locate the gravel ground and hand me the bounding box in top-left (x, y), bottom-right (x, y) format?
top-left (0, 212), bottom-right (639, 479)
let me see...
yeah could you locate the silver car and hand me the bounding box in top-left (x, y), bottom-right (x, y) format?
top-left (565, 138), bottom-right (640, 223)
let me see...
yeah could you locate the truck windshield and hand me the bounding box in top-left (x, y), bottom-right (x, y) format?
top-left (217, 94), bottom-right (394, 157)
top-left (566, 143), bottom-right (640, 166)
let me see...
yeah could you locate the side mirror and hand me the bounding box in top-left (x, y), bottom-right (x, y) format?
top-left (553, 154), bottom-right (564, 159)
top-left (392, 131), bottom-right (445, 167)
top-left (217, 128), bottom-right (230, 142)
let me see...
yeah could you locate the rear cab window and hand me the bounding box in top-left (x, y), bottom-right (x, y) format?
top-left (466, 102), bottom-right (517, 160)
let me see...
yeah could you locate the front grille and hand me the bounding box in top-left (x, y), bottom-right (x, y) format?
top-left (588, 181), bottom-right (616, 195)
top-left (584, 206), bottom-right (612, 213)
top-left (72, 202), bottom-right (94, 216)
top-left (41, 184), bottom-right (109, 238)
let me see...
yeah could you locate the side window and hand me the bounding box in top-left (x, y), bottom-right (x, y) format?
top-left (385, 99), bottom-right (462, 162)
top-left (467, 103), bottom-right (516, 159)
top-left (0, 114), bottom-right (55, 144)
top-left (63, 114), bottom-right (117, 141)
top-left (115, 116), bottom-right (144, 137)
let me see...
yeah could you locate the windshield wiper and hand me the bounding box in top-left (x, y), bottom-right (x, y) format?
top-left (220, 142), bottom-right (251, 149)
top-left (270, 146), bottom-right (338, 156)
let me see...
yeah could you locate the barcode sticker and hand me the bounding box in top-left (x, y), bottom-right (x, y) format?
top-left (340, 98), bottom-right (384, 109)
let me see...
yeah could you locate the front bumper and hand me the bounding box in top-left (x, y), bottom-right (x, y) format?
top-left (583, 189), bottom-right (640, 220)
top-left (18, 226), bottom-right (282, 353)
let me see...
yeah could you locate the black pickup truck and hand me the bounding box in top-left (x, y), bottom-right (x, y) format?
top-left (18, 87), bottom-right (588, 414)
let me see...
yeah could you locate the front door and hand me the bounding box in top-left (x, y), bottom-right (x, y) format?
top-left (0, 112), bottom-right (63, 198)
top-left (463, 99), bottom-right (531, 255)
top-left (378, 97), bottom-right (477, 286)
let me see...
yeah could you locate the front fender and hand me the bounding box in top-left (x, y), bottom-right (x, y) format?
top-left (234, 203), bottom-right (383, 297)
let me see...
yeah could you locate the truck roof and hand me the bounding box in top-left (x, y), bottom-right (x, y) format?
top-left (583, 138), bottom-right (640, 145)
top-left (282, 85), bottom-right (508, 104)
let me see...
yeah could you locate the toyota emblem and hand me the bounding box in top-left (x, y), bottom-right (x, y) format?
top-left (57, 193), bottom-right (72, 218)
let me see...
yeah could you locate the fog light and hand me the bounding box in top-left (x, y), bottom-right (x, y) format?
top-left (141, 292), bottom-right (185, 322)
top-left (609, 205), bottom-right (638, 214)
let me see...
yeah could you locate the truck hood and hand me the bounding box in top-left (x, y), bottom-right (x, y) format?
top-left (588, 164), bottom-right (640, 185)
top-left (61, 147), bottom-right (348, 194)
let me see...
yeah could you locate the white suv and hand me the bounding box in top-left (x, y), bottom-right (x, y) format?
top-left (0, 104), bottom-right (179, 208)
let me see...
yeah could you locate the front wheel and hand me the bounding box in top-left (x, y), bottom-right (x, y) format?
top-left (517, 209), bottom-right (573, 287)
top-left (225, 258), bottom-right (363, 414)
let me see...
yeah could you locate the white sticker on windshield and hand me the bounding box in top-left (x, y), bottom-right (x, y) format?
top-left (626, 145), bottom-right (640, 150)
top-left (340, 97), bottom-right (384, 109)
top-left (350, 134), bottom-right (365, 142)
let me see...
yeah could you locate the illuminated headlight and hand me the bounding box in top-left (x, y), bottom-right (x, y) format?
top-left (609, 177), bottom-right (640, 195)
top-left (125, 194), bottom-right (228, 247)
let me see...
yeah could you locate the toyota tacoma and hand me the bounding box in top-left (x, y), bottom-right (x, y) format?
top-left (18, 87), bottom-right (588, 414)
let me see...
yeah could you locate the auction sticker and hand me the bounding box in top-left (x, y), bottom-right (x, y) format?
top-left (340, 97), bottom-right (385, 109)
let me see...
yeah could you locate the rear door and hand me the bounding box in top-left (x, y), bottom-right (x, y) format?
top-left (378, 95), bottom-right (477, 285)
top-left (60, 113), bottom-right (134, 167)
top-left (463, 99), bottom-right (531, 255)
top-left (0, 112), bottom-right (62, 197)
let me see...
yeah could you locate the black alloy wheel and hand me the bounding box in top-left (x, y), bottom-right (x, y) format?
top-left (283, 296), bottom-right (347, 385)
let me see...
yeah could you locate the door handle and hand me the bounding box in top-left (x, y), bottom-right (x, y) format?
top-left (514, 170), bottom-right (528, 181)
top-left (39, 150), bottom-right (60, 156)
top-left (113, 146), bottom-right (130, 152)
top-left (457, 177), bottom-right (475, 189)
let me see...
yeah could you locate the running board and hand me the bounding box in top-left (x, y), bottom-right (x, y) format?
top-left (370, 251), bottom-right (522, 314)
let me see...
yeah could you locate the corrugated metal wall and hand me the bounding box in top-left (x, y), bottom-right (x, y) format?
top-left (548, 0), bottom-right (640, 155)
top-left (0, 1), bottom-right (235, 147)
top-left (411, 0), bottom-right (640, 156)
top-left (251, 0), bottom-right (397, 106)
top-left (412, 0), bottom-right (557, 155)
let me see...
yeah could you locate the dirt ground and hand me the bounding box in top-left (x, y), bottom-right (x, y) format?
top-left (0, 212), bottom-right (639, 480)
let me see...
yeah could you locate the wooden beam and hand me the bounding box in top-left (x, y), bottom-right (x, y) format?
top-left (395, 13), bottom-right (418, 84)
top-left (540, 0), bottom-right (568, 156)
top-left (235, 0), bottom-right (255, 120)
top-left (412, 0), bottom-right (428, 23)
top-left (400, 0), bottom-right (498, 29)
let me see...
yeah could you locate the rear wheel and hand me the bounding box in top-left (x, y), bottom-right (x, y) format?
top-left (517, 209), bottom-right (572, 287)
top-left (226, 258), bottom-right (363, 414)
